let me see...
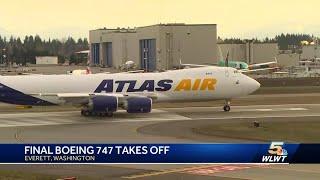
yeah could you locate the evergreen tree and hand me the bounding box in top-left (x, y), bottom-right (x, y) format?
top-left (0, 35), bottom-right (89, 65)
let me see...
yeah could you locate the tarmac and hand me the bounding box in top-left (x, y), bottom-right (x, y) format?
top-left (0, 93), bottom-right (318, 179)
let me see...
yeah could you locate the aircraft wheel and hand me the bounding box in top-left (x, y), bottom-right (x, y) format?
top-left (106, 112), bottom-right (113, 117)
top-left (91, 111), bottom-right (98, 116)
top-left (81, 110), bottom-right (91, 116)
top-left (223, 105), bottom-right (231, 112)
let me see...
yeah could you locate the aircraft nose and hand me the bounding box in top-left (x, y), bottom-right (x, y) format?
top-left (249, 78), bottom-right (260, 93)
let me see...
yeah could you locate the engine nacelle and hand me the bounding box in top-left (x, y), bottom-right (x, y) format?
top-left (89, 96), bottom-right (118, 112)
top-left (125, 97), bottom-right (152, 113)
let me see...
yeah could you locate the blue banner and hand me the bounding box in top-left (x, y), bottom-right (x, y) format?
top-left (0, 143), bottom-right (318, 163)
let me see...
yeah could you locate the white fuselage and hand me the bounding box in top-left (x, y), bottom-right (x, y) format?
top-left (0, 67), bottom-right (260, 105)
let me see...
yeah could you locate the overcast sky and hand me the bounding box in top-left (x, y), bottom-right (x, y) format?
top-left (0, 0), bottom-right (319, 39)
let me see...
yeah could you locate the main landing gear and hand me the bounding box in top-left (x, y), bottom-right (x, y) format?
top-left (223, 100), bottom-right (231, 112)
top-left (81, 109), bottom-right (113, 117)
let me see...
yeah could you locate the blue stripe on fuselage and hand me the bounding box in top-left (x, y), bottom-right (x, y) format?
top-left (0, 83), bottom-right (56, 106)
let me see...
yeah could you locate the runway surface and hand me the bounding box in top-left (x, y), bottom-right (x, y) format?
top-left (0, 103), bottom-right (319, 143)
top-left (0, 99), bottom-right (319, 179)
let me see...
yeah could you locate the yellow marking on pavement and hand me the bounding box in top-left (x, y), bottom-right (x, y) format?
top-left (122, 165), bottom-right (215, 179)
top-left (16, 105), bottom-right (32, 109)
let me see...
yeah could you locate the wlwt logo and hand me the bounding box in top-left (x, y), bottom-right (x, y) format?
top-left (262, 142), bottom-right (288, 163)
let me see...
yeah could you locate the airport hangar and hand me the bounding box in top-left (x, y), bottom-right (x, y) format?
top-left (89, 23), bottom-right (218, 71)
top-left (89, 23), bottom-right (299, 71)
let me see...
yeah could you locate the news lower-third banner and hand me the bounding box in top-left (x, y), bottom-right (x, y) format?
top-left (0, 143), bottom-right (319, 164)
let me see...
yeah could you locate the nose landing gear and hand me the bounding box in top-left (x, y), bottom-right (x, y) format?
top-left (223, 100), bottom-right (231, 112)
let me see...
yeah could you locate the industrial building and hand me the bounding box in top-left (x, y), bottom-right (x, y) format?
top-left (219, 42), bottom-right (300, 68)
top-left (89, 23), bottom-right (217, 71)
top-left (35, 56), bottom-right (58, 65)
top-left (301, 45), bottom-right (320, 60)
top-left (276, 53), bottom-right (299, 67)
top-left (218, 42), bottom-right (278, 64)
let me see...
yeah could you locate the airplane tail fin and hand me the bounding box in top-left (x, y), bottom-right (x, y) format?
top-left (225, 51), bottom-right (230, 67)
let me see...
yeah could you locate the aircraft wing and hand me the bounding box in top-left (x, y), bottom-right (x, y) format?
top-left (180, 63), bottom-right (210, 67)
top-left (240, 67), bottom-right (280, 73)
top-left (248, 57), bottom-right (278, 69)
top-left (248, 61), bottom-right (277, 68)
top-left (18, 73), bottom-right (43, 75)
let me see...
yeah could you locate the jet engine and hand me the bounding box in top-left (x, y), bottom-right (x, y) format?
top-left (125, 97), bottom-right (152, 113)
top-left (88, 96), bottom-right (118, 113)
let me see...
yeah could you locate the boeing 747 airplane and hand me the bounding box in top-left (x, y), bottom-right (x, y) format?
top-left (0, 66), bottom-right (260, 117)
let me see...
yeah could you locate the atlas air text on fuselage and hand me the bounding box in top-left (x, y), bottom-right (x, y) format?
top-left (94, 78), bottom-right (217, 93)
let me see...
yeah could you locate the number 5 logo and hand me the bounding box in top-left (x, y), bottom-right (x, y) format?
top-left (268, 142), bottom-right (284, 155)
